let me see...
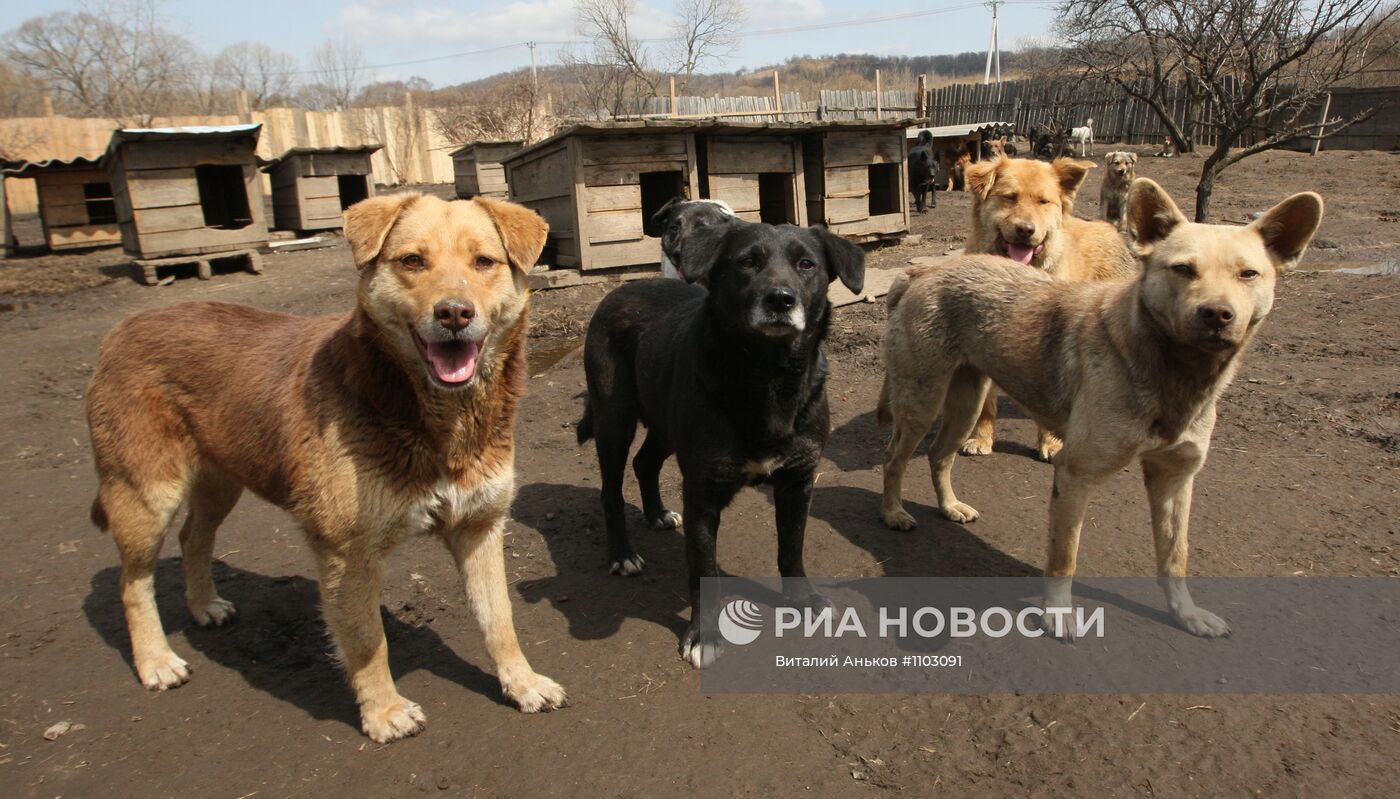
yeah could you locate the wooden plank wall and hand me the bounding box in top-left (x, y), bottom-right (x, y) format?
top-left (2, 104), bottom-right (457, 216)
top-left (819, 130), bottom-right (908, 237)
top-left (575, 134), bottom-right (691, 269)
top-left (504, 142), bottom-right (579, 266)
top-left (33, 169), bottom-right (122, 250)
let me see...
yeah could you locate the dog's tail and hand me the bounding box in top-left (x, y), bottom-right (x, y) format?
top-left (576, 399), bottom-right (594, 445)
top-left (90, 496), bottom-right (109, 531)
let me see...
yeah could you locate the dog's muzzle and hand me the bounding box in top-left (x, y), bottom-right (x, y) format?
top-left (411, 304), bottom-right (489, 387)
top-left (750, 288), bottom-right (806, 335)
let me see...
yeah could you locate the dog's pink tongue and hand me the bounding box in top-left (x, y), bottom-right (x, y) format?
top-left (426, 340), bottom-right (480, 384)
top-left (1004, 243), bottom-right (1038, 264)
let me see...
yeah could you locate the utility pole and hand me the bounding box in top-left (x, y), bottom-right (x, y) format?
top-left (527, 41), bottom-right (538, 93)
top-left (983, 1), bottom-right (1002, 86)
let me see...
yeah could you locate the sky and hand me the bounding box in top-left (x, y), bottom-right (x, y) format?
top-left (12, 0), bottom-right (1062, 87)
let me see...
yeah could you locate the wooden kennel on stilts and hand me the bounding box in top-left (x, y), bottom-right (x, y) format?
top-left (262, 145), bottom-right (381, 233)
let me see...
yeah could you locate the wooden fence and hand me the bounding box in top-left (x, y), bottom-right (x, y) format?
top-left (2, 103), bottom-right (459, 216)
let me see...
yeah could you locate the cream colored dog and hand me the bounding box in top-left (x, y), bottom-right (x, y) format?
top-left (878, 179), bottom-right (1322, 637)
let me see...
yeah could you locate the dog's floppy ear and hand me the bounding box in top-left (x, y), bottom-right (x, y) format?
top-left (1250, 192), bottom-right (1324, 271)
top-left (1126, 178), bottom-right (1188, 249)
top-left (964, 159), bottom-right (998, 200)
top-left (673, 218), bottom-right (732, 284)
top-left (810, 225), bottom-right (865, 294)
top-left (474, 196), bottom-right (549, 272)
top-left (1128, 152), bottom-right (1139, 165)
top-left (1051, 158), bottom-right (1094, 200)
top-left (344, 192), bottom-right (421, 267)
top-left (647, 196), bottom-right (682, 238)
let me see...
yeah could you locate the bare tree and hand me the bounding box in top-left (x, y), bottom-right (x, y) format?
top-left (557, 41), bottom-right (634, 119)
top-left (311, 37), bottom-right (367, 111)
top-left (0, 58), bottom-right (46, 118)
top-left (433, 71), bottom-right (549, 145)
top-left (576, 0), bottom-right (657, 95)
top-left (668, 0), bottom-right (745, 92)
top-left (212, 42), bottom-right (296, 110)
top-left (4, 0), bottom-right (198, 126)
top-left (1058, 0), bottom-right (1399, 221)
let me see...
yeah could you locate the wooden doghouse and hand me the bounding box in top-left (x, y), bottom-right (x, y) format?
top-left (451, 141), bottom-right (522, 199)
top-left (906, 121), bottom-right (1012, 163)
top-left (502, 120), bottom-right (910, 272)
top-left (105, 124), bottom-right (268, 281)
top-left (3, 157), bottom-right (121, 251)
top-left (263, 145), bottom-right (381, 232)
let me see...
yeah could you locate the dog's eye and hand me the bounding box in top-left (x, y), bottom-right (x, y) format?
top-left (1239, 268), bottom-right (1260, 280)
top-left (1004, 193), bottom-right (1018, 203)
top-left (400, 254), bottom-right (425, 270)
top-left (1171, 263), bottom-right (1196, 278)
top-left (1039, 198), bottom-right (1054, 205)
top-left (475, 255), bottom-right (498, 269)
top-left (797, 258), bottom-right (816, 270)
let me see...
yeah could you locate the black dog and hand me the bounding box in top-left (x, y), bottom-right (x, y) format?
top-left (908, 138), bottom-right (937, 213)
top-left (577, 219), bottom-right (865, 668)
top-left (646, 197), bottom-right (737, 279)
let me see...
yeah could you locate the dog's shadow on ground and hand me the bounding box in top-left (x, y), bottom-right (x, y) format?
top-left (512, 482), bottom-right (691, 644)
top-left (823, 401), bottom-right (1040, 472)
top-left (83, 561), bottom-right (507, 729)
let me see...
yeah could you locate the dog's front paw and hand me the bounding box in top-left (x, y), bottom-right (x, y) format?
top-left (882, 507), bottom-right (918, 531)
top-left (680, 624), bottom-right (723, 669)
top-left (960, 438), bottom-right (993, 456)
top-left (502, 671), bottom-right (568, 713)
top-left (649, 510), bottom-right (682, 530)
top-left (360, 696), bottom-right (427, 743)
top-left (937, 501), bottom-right (980, 523)
top-left (1176, 606), bottom-right (1231, 638)
top-left (136, 648), bottom-right (191, 690)
top-left (190, 596), bottom-right (237, 627)
top-left (1040, 607), bottom-right (1079, 642)
top-left (1037, 434), bottom-right (1064, 463)
top-left (610, 554), bottom-right (645, 576)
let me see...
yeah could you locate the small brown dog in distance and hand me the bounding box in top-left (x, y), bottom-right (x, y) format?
top-left (961, 156), bottom-right (1139, 461)
top-left (86, 193), bottom-right (566, 743)
top-left (1101, 151), bottom-right (1139, 233)
top-left (878, 179), bottom-right (1322, 635)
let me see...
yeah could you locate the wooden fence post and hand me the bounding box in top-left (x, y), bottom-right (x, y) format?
top-left (773, 70), bottom-right (783, 118)
top-left (1311, 93), bottom-right (1332, 156)
top-left (670, 77), bottom-right (677, 117)
top-left (916, 74), bottom-right (926, 119)
top-left (875, 69), bottom-right (882, 118)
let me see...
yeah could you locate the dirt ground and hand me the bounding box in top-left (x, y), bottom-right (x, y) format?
top-left (1, 147), bottom-right (1398, 797)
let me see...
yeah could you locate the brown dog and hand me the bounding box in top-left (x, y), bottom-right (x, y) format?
top-left (86, 193), bottom-right (566, 743)
top-left (961, 156), bottom-right (1139, 461)
top-left (878, 179), bottom-right (1322, 635)
top-left (1101, 151), bottom-right (1139, 232)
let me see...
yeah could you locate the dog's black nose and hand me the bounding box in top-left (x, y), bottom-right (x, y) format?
top-left (1013, 222), bottom-right (1036, 241)
top-left (435, 299), bottom-right (476, 332)
top-left (764, 288), bottom-right (797, 313)
top-left (1196, 303), bottom-right (1235, 330)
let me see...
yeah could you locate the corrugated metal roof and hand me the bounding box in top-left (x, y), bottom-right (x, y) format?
top-left (2, 155), bottom-right (106, 177)
top-left (261, 144), bottom-right (383, 170)
top-left (907, 122), bottom-right (1013, 140)
top-left (505, 118), bottom-right (914, 165)
top-left (108, 123), bottom-right (263, 149)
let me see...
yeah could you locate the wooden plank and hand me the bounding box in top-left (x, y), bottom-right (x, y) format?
top-left (585, 184), bottom-right (642, 213)
top-left (824, 165), bottom-right (869, 198)
top-left (127, 169), bottom-right (199, 209)
top-left (128, 226), bottom-right (266, 258)
top-left (299, 176), bottom-right (340, 200)
top-left (708, 175), bottom-right (760, 213)
top-left (824, 131), bottom-right (902, 167)
top-left (133, 204), bottom-right (208, 234)
top-left (824, 196), bottom-right (869, 225)
top-left (49, 224), bottom-right (121, 250)
top-left (509, 149), bottom-right (572, 201)
top-left (41, 201), bottom-right (95, 227)
top-left (119, 139), bottom-right (256, 171)
top-left (34, 169), bottom-right (109, 188)
top-left (829, 211), bottom-right (905, 236)
top-left (581, 135), bottom-right (688, 166)
top-left (568, 136), bottom-right (592, 270)
top-left (586, 237), bottom-right (662, 270)
top-left (707, 138), bottom-right (793, 174)
top-left (583, 160), bottom-right (687, 187)
top-left (303, 153), bottom-right (372, 177)
top-left (38, 183), bottom-right (90, 206)
top-left (586, 208), bottom-right (645, 244)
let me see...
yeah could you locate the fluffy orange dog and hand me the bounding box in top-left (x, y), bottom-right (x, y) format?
top-left (86, 193), bottom-right (566, 743)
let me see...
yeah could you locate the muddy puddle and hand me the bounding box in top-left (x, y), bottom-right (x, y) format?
top-left (529, 335), bottom-right (583, 376)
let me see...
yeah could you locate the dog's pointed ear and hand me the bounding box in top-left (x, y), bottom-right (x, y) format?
top-left (964, 159), bottom-right (998, 200)
top-left (1052, 158), bottom-right (1094, 199)
top-left (474, 196), bottom-right (549, 272)
top-left (673, 218), bottom-right (732, 284)
top-left (1126, 178), bottom-right (1188, 248)
top-left (647, 196), bottom-right (681, 238)
top-left (345, 192), bottom-right (421, 267)
top-left (1250, 192), bottom-right (1324, 271)
top-left (810, 225), bottom-right (865, 294)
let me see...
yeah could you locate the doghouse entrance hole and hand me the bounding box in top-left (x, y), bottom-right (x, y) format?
top-left (758, 172), bottom-right (795, 225)
top-left (83, 181), bottom-right (117, 225)
top-left (337, 174), bottom-right (370, 211)
top-left (868, 163), bottom-right (901, 216)
top-left (194, 165), bottom-right (252, 229)
top-left (639, 170), bottom-right (686, 235)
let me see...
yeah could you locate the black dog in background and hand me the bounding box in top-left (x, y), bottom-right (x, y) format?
top-left (577, 218), bottom-right (865, 667)
top-left (647, 197), bottom-right (736, 279)
top-left (908, 131), bottom-right (938, 213)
